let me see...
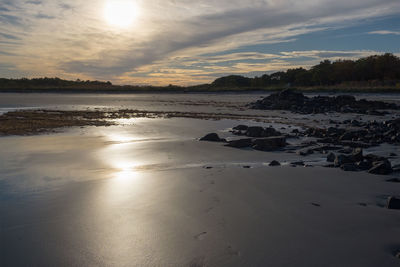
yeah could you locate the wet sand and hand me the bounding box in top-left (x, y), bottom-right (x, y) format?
top-left (1, 93), bottom-right (400, 266)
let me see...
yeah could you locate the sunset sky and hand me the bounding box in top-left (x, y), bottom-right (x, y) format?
top-left (0, 0), bottom-right (399, 85)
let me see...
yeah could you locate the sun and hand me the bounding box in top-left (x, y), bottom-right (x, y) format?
top-left (104, 1), bottom-right (138, 28)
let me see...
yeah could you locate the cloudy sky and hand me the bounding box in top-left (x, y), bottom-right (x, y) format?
top-left (0, 0), bottom-right (399, 85)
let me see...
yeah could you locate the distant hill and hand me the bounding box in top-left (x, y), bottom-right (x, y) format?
top-left (1, 53), bottom-right (399, 93)
top-left (211, 53), bottom-right (400, 88)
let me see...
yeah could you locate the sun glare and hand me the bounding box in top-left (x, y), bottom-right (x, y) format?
top-left (104, 1), bottom-right (138, 28)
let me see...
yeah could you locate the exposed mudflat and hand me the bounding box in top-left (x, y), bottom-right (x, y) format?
top-left (1, 92), bottom-right (400, 266)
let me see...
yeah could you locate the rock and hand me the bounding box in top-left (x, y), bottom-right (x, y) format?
top-left (324, 164), bottom-right (335, 168)
top-left (297, 148), bottom-right (314, 156)
top-left (327, 152), bottom-right (336, 162)
top-left (390, 152), bottom-right (398, 157)
top-left (368, 160), bottom-right (393, 175)
top-left (200, 133), bottom-right (225, 142)
top-left (269, 160), bottom-right (281, 166)
top-left (263, 127), bottom-right (281, 137)
top-left (386, 178), bottom-right (400, 183)
top-left (341, 163), bottom-right (358, 172)
top-left (252, 136), bottom-right (286, 151)
top-left (334, 154), bottom-right (354, 167)
top-left (291, 161), bottom-right (305, 166)
top-left (246, 126), bottom-right (264, 137)
top-left (233, 125), bottom-right (248, 131)
top-left (356, 160), bottom-right (373, 171)
top-left (248, 89), bottom-right (400, 115)
top-left (351, 148), bottom-right (364, 162)
top-left (337, 147), bottom-right (353, 154)
top-left (225, 138), bottom-right (253, 148)
top-left (387, 196), bottom-right (400, 210)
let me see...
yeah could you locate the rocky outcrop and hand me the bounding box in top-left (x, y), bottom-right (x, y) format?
top-left (231, 125), bottom-right (281, 138)
top-left (248, 89), bottom-right (398, 115)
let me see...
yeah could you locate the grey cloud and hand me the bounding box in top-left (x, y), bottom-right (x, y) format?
top-left (59, 3), bottom-right (73, 10)
top-left (315, 52), bottom-right (364, 58)
top-left (0, 14), bottom-right (22, 25)
top-left (0, 50), bottom-right (15, 55)
top-left (0, 32), bottom-right (20, 40)
top-left (26, 0), bottom-right (42, 4)
top-left (35, 13), bottom-right (55, 19)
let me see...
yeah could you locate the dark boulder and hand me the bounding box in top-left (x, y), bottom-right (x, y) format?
top-left (269, 160), bottom-right (281, 166)
top-left (327, 152), bottom-right (336, 162)
top-left (252, 136), bottom-right (286, 151)
top-left (334, 154), bottom-right (354, 167)
top-left (356, 160), bottom-right (373, 171)
top-left (297, 148), bottom-right (314, 156)
top-left (368, 160), bottom-right (393, 175)
top-left (386, 178), bottom-right (400, 183)
top-left (341, 163), bottom-right (358, 172)
top-left (387, 196), bottom-right (400, 210)
top-left (246, 126), bottom-right (265, 137)
top-left (233, 125), bottom-right (248, 131)
top-left (263, 127), bottom-right (281, 137)
top-left (225, 138), bottom-right (253, 148)
top-left (200, 133), bottom-right (225, 142)
top-left (351, 148), bottom-right (364, 162)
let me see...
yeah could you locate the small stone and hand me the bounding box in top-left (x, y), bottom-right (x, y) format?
top-left (387, 196), bottom-right (400, 210)
top-left (200, 133), bottom-right (224, 142)
top-left (368, 160), bottom-right (393, 175)
top-left (269, 160), bottom-right (281, 166)
top-left (327, 152), bottom-right (335, 162)
top-left (341, 163), bottom-right (358, 172)
top-left (291, 161), bottom-right (305, 166)
top-left (386, 178), bottom-right (400, 183)
top-left (334, 154), bottom-right (354, 167)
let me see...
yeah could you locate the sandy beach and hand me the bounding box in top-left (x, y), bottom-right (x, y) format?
top-left (1, 92), bottom-right (400, 266)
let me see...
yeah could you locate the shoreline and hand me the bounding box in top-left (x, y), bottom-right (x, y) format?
top-left (1, 86), bottom-right (400, 94)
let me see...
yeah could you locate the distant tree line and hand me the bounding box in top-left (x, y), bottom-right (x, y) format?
top-left (1, 54), bottom-right (399, 92)
top-left (212, 53), bottom-right (400, 87)
top-left (0, 77), bottom-right (112, 88)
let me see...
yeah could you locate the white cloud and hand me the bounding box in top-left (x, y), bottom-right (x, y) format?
top-left (368, 30), bottom-right (400, 35)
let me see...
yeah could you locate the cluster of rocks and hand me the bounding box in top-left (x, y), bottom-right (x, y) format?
top-left (227, 125), bottom-right (286, 151)
top-left (297, 117), bottom-right (400, 148)
top-left (248, 89), bottom-right (399, 115)
top-left (325, 148), bottom-right (396, 175)
top-left (200, 125), bottom-right (287, 152)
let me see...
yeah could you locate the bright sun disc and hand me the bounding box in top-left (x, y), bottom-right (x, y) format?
top-left (104, 1), bottom-right (137, 27)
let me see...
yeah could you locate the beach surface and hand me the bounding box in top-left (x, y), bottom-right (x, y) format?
top-left (1, 93), bottom-right (400, 266)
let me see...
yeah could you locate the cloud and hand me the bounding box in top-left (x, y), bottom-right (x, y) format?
top-left (0, 32), bottom-right (20, 40)
top-left (60, 0), bottom-right (400, 79)
top-left (26, 0), bottom-right (42, 5)
top-left (35, 13), bottom-right (55, 19)
top-left (368, 30), bottom-right (400, 35)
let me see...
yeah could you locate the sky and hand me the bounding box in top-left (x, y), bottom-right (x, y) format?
top-left (0, 0), bottom-right (399, 86)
